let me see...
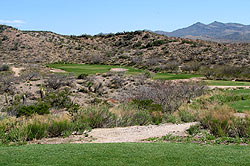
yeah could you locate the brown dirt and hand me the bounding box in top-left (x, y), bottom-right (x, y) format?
top-left (11, 67), bottom-right (24, 77)
top-left (50, 68), bottom-right (66, 73)
top-left (30, 122), bottom-right (198, 144)
top-left (208, 86), bottom-right (250, 89)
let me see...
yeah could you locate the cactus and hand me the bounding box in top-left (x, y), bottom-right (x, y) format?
top-left (4, 93), bottom-right (9, 105)
top-left (22, 94), bottom-right (26, 104)
top-left (40, 87), bottom-right (46, 99)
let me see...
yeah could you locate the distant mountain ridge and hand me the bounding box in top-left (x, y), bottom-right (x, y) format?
top-left (155, 21), bottom-right (250, 43)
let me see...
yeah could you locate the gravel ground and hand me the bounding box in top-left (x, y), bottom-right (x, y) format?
top-left (31, 122), bottom-right (198, 144)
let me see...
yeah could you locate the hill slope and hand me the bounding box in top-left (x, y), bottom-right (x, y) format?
top-left (0, 24), bottom-right (250, 70)
top-left (155, 21), bottom-right (250, 43)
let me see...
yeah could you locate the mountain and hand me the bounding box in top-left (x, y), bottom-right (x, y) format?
top-left (155, 21), bottom-right (250, 43)
top-left (0, 24), bottom-right (250, 68)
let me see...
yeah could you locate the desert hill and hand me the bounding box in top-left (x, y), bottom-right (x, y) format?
top-left (0, 24), bottom-right (250, 70)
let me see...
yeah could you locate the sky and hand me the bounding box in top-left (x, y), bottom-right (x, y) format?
top-left (1, 0), bottom-right (250, 35)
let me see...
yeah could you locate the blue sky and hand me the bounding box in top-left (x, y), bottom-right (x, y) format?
top-left (1, 0), bottom-right (250, 35)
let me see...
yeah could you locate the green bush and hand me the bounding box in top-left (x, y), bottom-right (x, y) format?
top-left (203, 65), bottom-right (250, 81)
top-left (6, 126), bottom-right (28, 144)
top-left (77, 73), bottom-right (88, 79)
top-left (178, 110), bottom-right (197, 122)
top-left (132, 99), bottom-right (163, 112)
top-left (76, 106), bottom-right (116, 128)
top-left (130, 111), bottom-right (151, 126)
top-left (0, 114), bottom-right (90, 144)
top-left (186, 124), bottom-right (200, 136)
top-left (231, 117), bottom-right (250, 138)
top-left (16, 103), bottom-right (50, 117)
top-left (152, 40), bottom-right (165, 46)
top-left (47, 120), bottom-right (74, 137)
top-left (43, 90), bottom-right (73, 109)
top-left (0, 64), bottom-right (10, 72)
top-left (164, 114), bottom-right (181, 124)
top-left (26, 121), bottom-right (48, 141)
top-left (200, 105), bottom-right (250, 138)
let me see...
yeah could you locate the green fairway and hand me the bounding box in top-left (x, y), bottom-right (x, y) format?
top-left (228, 100), bottom-right (250, 112)
top-left (48, 63), bottom-right (143, 75)
top-left (47, 64), bottom-right (250, 83)
top-left (0, 143), bottom-right (250, 166)
top-left (48, 63), bottom-right (202, 80)
top-left (153, 72), bottom-right (202, 80)
top-left (205, 80), bottom-right (250, 86)
top-left (226, 89), bottom-right (250, 112)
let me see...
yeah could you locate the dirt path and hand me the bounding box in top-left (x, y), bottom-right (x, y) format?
top-left (50, 68), bottom-right (66, 73)
top-left (208, 86), bottom-right (250, 89)
top-left (88, 122), bottom-right (197, 143)
top-left (11, 67), bottom-right (24, 77)
top-left (31, 122), bottom-right (198, 144)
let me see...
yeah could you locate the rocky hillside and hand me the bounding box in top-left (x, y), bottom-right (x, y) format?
top-left (155, 21), bottom-right (250, 43)
top-left (0, 24), bottom-right (250, 70)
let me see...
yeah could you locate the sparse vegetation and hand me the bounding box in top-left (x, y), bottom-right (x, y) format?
top-left (1, 24), bottom-right (250, 166)
top-left (0, 64), bottom-right (10, 72)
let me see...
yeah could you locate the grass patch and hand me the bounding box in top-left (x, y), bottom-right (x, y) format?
top-left (205, 80), bottom-right (250, 86)
top-left (47, 64), bottom-right (143, 75)
top-left (224, 89), bottom-right (250, 112)
top-left (153, 73), bottom-right (202, 80)
top-left (48, 63), bottom-right (203, 80)
top-left (0, 143), bottom-right (250, 166)
top-left (228, 100), bottom-right (250, 112)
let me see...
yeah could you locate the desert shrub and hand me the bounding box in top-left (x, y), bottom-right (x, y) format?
top-left (131, 99), bottom-right (163, 124)
top-left (6, 125), bottom-right (28, 144)
top-left (47, 120), bottom-right (73, 137)
top-left (130, 81), bottom-right (206, 113)
top-left (111, 104), bottom-right (151, 126)
top-left (164, 62), bottom-right (180, 72)
top-left (186, 124), bottom-right (200, 136)
top-left (0, 64), bottom-right (10, 71)
top-left (16, 103), bottom-right (50, 117)
top-left (72, 117), bottom-right (91, 134)
top-left (143, 71), bottom-right (152, 78)
top-left (200, 105), bottom-right (250, 138)
top-left (77, 73), bottom-right (88, 79)
top-left (0, 114), bottom-right (88, 144)
top-left (129, 111), bottom-right (151, 125)
top-left (163, 114), bottom-right (181, 124)
top-left (43, 89), bottom-right (73, 109)
top-left (87, 55), bottom-right (104, 64)
top-left (26, 121), bottom-right (48, 141)
top-left (152, 40), bottom-right (165, 46)
top-left (181, 40), bottom-right (195, 45)
top-left (181, 61), bottom-right (201, 72)
top-left (132, 99), bottom-right (163, 112)
top-left (231, 117), bottom-right (250, 138)
top-left (116, 111), bottom-right (151, 126)
top-left (108, 75), bottom-right (124, 89)
top-left (20, 71), bottom-right (40, 81)
top-left (0, 76), bottom-right (17, 94)
top-left (1, 35), bottom-right (8, 41)
top-left (133, 41), bottom-right (142, 48)
top-left (210, 92), bottom-right (250, 103)
top-left (46, 74), bottom-right (73, 90)
top-left (123, 33), bottom-right (135, 40)
top-left (142, 34), bottom-right (150, 39)
top-left (178, 109), bottom-right (197, 122)
top-left (76, 105), bottom-right (116, 128)
top-left (203, 65), bottom-right (250, 80)
top-left (200, 105), bottom-right (234, 137)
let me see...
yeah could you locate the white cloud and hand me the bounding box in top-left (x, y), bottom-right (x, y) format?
top-left (0, 19), bottom-right (25, 24)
